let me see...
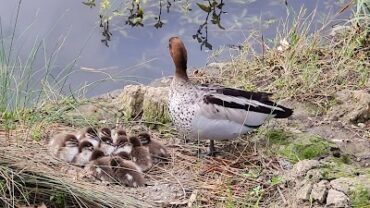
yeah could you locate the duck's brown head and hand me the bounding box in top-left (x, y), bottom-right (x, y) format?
top-left (100, 127), bottom-right (111, 137)
top-left (78, 140), bottom-right (94, 153)
top-left (101, 136), bottom-right (113, 145)
top-left (116, 129), bottom-right (127, 136)
top-left (169, 37), bottom-right (188, 81)
top-left (137, 132), bottom-right (151, 145)
top-left (86, 127), bottom-right (98, 138)
top-left (115, 135), bottom-right (129, 147)
top-left (63, 134), bottom-right (79, 147)
top-left (90, 149), bottom-right (105, 161)
top-left (129, 136), bottom-right (142, 147)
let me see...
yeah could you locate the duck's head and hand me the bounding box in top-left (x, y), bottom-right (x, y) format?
top-left (137, 132), bottom-right (151, 145)
top-left (115, 135), bottom-right (129, 147)
top-left (86, 127), bottom-right (98, 138)
top-left (63, 134), bottom-right (79, 147)
top-left (100, 127), bottom-right (111, 137)
top-left (129, 136), bottom-right (142, 147)
top-left (101, 136), bottom-right (113, 145)
top-left (78, 140), bottom-right (94, 153)
top-left (90, 149), bottom-right (105, 161)
top-left (116, 128), bottom-right (127, 137)
top-left (169, 37), bottom-right (188, 81)
top-left (116, 151), bottom-right (131, 160)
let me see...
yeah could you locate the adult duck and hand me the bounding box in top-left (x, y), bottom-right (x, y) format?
top-left (168, 37), bottom-right (293, 155)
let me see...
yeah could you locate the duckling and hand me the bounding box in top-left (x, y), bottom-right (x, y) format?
top-left (48, 133), bottom-right (79, 163)
top-left (85, 155), bottom-right (116, 182)
top-left (73, 140), bottom-right (95, 167)
top-left (90, 149), bottom-right (105, 161)
top-left (137, 132), bottom-right (169, 161)
top-left (112, 127), bottom-right (127, 143)
top-left (100, 136), bottom-right (115, 155)
top-left (78, 127), bottom-right (100, 148)
top-left (129, 136), bottom-right (152, 172)
top-left (110, 156), bottom-right (145, 187)
top-left (113, 135), bottom-right (133, 156)
top-left (77, 127), bottom-right (98, 140)
top-left (100, 127), bottom-right (112, 138)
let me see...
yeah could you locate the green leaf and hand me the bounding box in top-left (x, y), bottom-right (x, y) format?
top-left (197, 3), bottom-right (211, 13)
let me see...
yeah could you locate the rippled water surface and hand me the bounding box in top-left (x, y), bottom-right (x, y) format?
top-left (0, 0), bottom-right (349, 97)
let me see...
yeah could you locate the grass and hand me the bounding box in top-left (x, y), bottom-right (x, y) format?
top-left (1, 0), bottom-right (370, 207)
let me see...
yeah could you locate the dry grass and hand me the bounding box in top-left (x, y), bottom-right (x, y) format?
top-left (0, 123), bottom-right (288, 208)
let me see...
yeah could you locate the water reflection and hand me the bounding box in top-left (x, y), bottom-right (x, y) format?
top-left (0, 0), bottom-right (349, 98)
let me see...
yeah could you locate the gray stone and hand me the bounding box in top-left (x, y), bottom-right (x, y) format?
top-left (290, 160), bottom-right (320, 178)
top-left (305, 169), bottom-right (322, 183)
top-left (296, 183), bottom-right (313, 202)
top-left (326, 189), bottom-right (349, 207)
top-left (116, 85), bottom-right (170, 123)
top-left (330, 178), bottom-right (357, 194)
top-left (310, 180), bottom-right (328, 203)
top-left (328, 90), bottom-right (370, 123)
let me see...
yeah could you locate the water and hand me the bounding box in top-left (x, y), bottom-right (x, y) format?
top-left (0, 0), bottom-right (349, 97)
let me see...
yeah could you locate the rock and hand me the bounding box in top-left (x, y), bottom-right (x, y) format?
top-left (117, 85), bottom-right (170, 124)
top-left (305, 169), bottom-right (322, 183)
top-left (328, 90), bottom-right (370, 124)
top-left (326, 189), bottom-right (349, 207)
top-left (330, 178), bottom-right (357, 194)
top-left (311, 180), bottom-right (328, 203)
top-left (142, 87), bottom-right (171, 124)
top-left (290, 160), bottom-right (320, 178)
top-left (296, 183), bottom-right (313, 201)
top-left (118, 85), bottom-right (147, 119)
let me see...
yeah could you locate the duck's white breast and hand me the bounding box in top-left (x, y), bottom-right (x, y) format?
top-left (190, 115), bottom-right (253, 140)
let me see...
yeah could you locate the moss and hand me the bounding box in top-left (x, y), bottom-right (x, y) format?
top-left (142, 99), bottom-right (171, 124)
top-left (266, 129), bottom-right (291, 145)
top-left (320, 158), bottom-right (362, 180)
top-left (350, 185), bottom-right (370, 208)
top-left (276, 134), bottom-right (331, 163)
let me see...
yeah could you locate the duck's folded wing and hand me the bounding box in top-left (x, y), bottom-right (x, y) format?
top-left (197, 91), bottom-right (293, 127)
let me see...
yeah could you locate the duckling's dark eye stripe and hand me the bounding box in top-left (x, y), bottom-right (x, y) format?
top-left (203, 95), bottom-right (281, 115)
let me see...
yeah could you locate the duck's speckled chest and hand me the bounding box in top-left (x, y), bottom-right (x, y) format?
top-left (168, 79), bottom-right (198, 134)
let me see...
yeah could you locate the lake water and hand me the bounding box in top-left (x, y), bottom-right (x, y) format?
top-left (0, 0), bottom-right (350, 97)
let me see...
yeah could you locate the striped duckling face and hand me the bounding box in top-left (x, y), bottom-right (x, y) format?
top-left (113, 135), bottom-right (133, 156)
top-left (79, 127), bottom-right (100, 148)
top-left (137, 132), bottom-right (169, 162)
top-left (73, 140), bottom-right (95, 167)
top-left (100, 127), bottom-right (112, 138)
top-left (100, 136), bottom-right (115, 155)
top-left (57, 134), bottom-right (79, 163)
top-left (129, 136), bottom-right (153, 172)
top-left (110, 156), bottom-right (145, 187)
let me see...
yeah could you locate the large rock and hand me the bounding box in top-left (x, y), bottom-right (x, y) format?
top-left (311, 180), bottom-right (328, 203)
top-left (329, 90), bottom-right (370, 123)
top-left (296, 183), bottom-right (313, 202)
top-left (326, 189), bottom-right (349, 207)
top-left (117, 85), bottom-right (171, 124)
top-left (289, 160), bottom-right (320, 179)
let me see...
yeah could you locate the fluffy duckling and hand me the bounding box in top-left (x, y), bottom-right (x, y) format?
top-left (113, 135), bottom-right (133, 156)
top-left (100, 136), bottom-right (115, 155)
top-left (48, 134), bottom-right (79, 163)
top-left (110, 156), bottom-right (146, 187)
top-left (137, 132), bottom-right (169, 161)
top-left (78, 127), bottom-right (100, 148)
top-left (129, 136), bottom-right (153, 172)
top-left (100, 127), bottom-right (111, 138)
top-left (85, 155), bottom-right (116, 182)
top-left (73, 140), bottom-right (95, 167)
top-left (112, 127), bottom-right (127, 143)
